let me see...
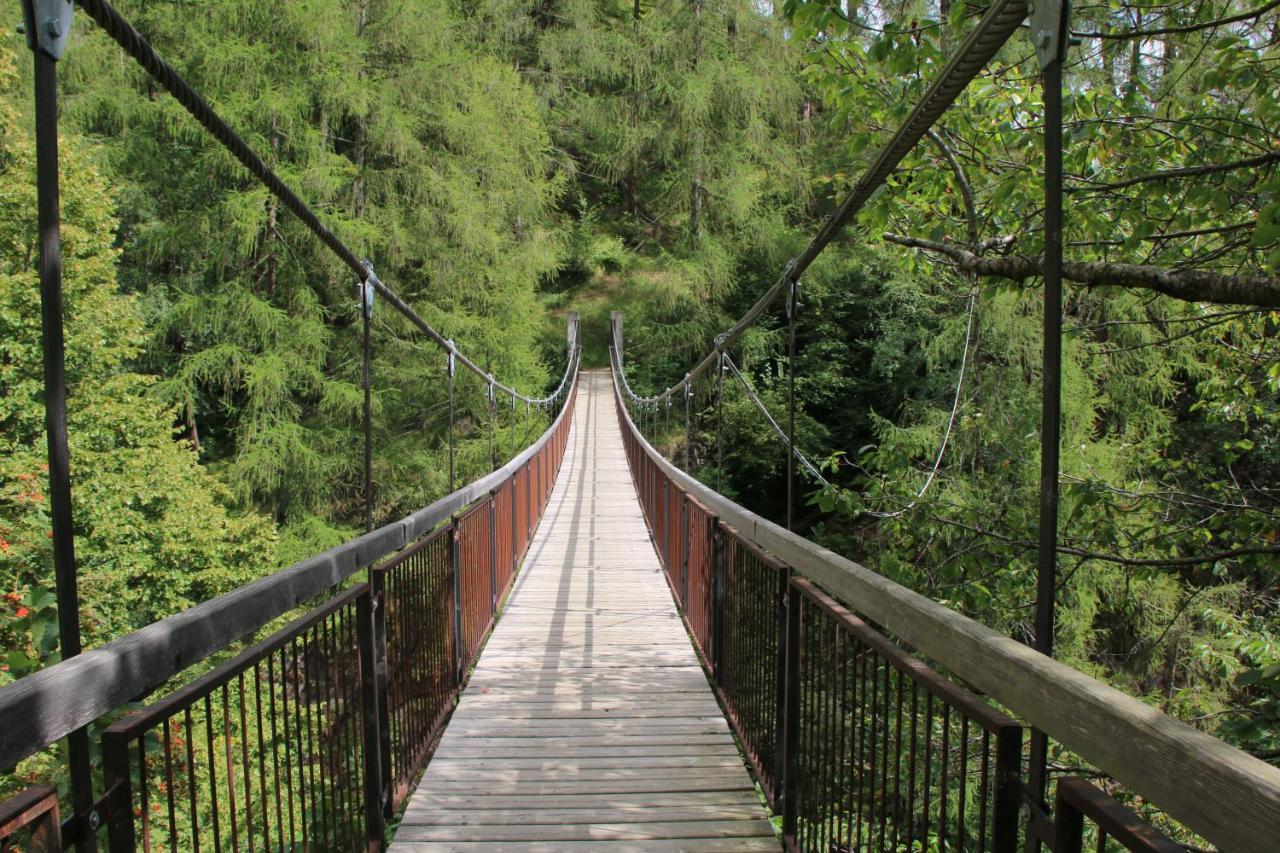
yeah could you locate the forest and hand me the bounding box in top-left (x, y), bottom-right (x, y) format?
top-left (1, 0), bottom-right (1278, 820)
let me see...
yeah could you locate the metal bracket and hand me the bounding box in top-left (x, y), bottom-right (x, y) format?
top-left (21, 0), bottom-right (73, 61)
top-left (487, 375), bottom-right (495, 404)
top-left (445, 340), bottom-right (456, 377)
top-left (358, 260), bottom-right (378, 319)
top-left (1028, 0), bottom-right (1070, 69)
top-left (786, 278), bottom-right (803, 319)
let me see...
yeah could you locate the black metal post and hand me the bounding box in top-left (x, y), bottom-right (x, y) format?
top-left (369, 567), bottom-right (392, 818)
top-left (715, 353), bottom-right (724, 492)
top-left (786, 279), bottom-right (798, 531)
top-left (780, 579), bottom-right (802, 842)
top-left (773, 566), bottom-right (790, 808)
top-left (1028, 3), bottom-right (1069, 836)
top-left (447, 342), bottom-right (456, 493)
top-left (488, 493), bottom-right (498, 612)
top-left (101, 730), bottom-right (133, 851)
top-left (362, 281), bottom-right (373, 533)
top-left (32, 45), bottom-right (95, 851)
top-left (449, 521), bottom-right (464, 680)
top-left (679, 497), bottom-right (689, 605)
top-left (510, 391), bottom-right (516, 461)
top-left (684, 380), bottom-right (692, 471)
top-left (993, 725), bottom-right (1025, 853)
top-left (356, 590), bottom-right (386, 850)
top-left (488, 376), bottom-right (495, 472)
top-left (711, 522), bottom-right (726, 683)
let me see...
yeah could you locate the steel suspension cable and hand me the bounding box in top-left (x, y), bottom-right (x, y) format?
top-left (865, 285), bottom-right (979, 519)
top-left (73, 0), bottom-right (572, 407)
top-left (613, 0), bottom-right (1028, 408)
top-left (721, 355), bottom-right (830, 488)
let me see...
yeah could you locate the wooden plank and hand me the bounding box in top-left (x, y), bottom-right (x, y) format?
top-left (390, 840), bottom-right (782, 852)
top-left (400, 806), bottom-right (767, 826)
top-left (394, 820), bottom-right (776, 842)
top-left (391, 371), bottom-right (776, 851)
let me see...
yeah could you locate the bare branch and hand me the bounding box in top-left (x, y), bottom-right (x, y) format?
top-left (883, 233), bottom-right (1280, 307)
top-left (1070, 150), bottom-right (1280, 194)
top-left (1073, 0), bottom-right (1280, 40)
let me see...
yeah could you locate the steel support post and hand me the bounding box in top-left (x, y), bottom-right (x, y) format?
top-left (1027, 0), bottom-right (1071, 843)
top-left (29, 32), bottom-right (95, 849)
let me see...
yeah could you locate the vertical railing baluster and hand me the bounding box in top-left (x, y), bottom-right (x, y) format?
top-left (370, 567), bottom-right (392, 819)
top-left (488, 492), bottom-right (498, 613)
top-left (449, 520), bottom-right (464, 679)
top-left (356, 590), bottom-right (386, 851)
top-left (774, 565), bottom-right (791, 810)
top-left (711, 523), bottom-right (726, 684)
top-left (781, 578), bottom-right (802, 843)
top-left (993, 725), bottom-right (1024, 853)
top-left (27, 28), bottom-right (96, 847)
top-left (102, 729), bottom-right (135, 851)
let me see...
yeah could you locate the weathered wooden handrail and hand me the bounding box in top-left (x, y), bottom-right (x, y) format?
top-left (0, 333), bottom-right (579, 773)
top-left (608, 346), bottom-right (1280, 853)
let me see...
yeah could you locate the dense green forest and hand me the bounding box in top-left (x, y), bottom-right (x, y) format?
top-left (1, 0), bottom-right (1277, 806)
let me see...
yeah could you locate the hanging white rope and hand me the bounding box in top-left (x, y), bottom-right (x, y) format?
top-left (868, 285), bottom-right (979, 519)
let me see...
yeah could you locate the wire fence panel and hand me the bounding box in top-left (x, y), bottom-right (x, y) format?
top-left (102, 588), bottom-right (375, 852)
top-left (493, 481), bottom-right (515, 601)
top-left (787, 577), bottom-right (1022, 853)
top-left (456, 500), bottom-right (494, 669)
top-left (719, 526), bottom-right (787, 806)
top-left (378, 528), bottom-right (455, 809)
top-left (684, 497), bottom-right (715, 660)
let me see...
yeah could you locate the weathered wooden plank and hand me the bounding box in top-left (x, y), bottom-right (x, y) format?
top-left (412, 792), bottom-right (763, 809)
top-left (400, 806), bottom-right (766, 826)
top-left (394, 820), bottom-right (776, 842)
top-left (390, 840), bottom-right (781, 852)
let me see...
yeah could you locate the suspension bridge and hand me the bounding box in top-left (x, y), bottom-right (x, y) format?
top-left (3, 0), bottom-right (1280, 851)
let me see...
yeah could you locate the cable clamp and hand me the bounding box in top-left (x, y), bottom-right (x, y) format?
top-left (20, 0), bottom-right (73, 60)
top-left (1028, 0), bottom-right (1071, 69)
top-left (358, 260), bottom-right (378, 319)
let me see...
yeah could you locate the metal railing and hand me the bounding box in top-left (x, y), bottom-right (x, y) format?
top-left (1, 347), bottom-right (577, 852)
top-left (608, 343), bottom-right (1273, 852)
top-left (75, 355), bottom-right (578, 852)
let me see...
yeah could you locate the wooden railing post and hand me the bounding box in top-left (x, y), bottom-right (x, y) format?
top-left (780, 579), bottom-right (802, 843)
top-left (356, 589), bottom-right (387, 850)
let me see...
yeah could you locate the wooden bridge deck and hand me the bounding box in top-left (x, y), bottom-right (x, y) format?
top-left (390, 370), bottom-right (778, 851)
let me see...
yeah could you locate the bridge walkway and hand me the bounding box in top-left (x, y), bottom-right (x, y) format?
top-left (389, 370), bottom-right (779, 851)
